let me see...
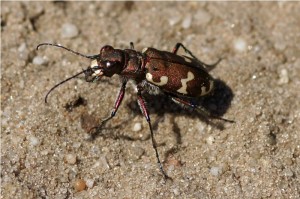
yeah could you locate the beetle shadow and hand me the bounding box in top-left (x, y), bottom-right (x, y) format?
top-left (126, 79), bottom-right (235, 143)
top-left (128, 79), bottom-right (234, 120)
top-left (84, 79), bottom-right (234, 149)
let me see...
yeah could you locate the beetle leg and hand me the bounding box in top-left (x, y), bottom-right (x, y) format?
top-left (130, 42), bottom-right (134, 49)
top-left (136, 86), bottom-right (169, 179)
top-left (172, 43), bottom-right (221, 71)
top-left (90, 81), bottom-right (127, 134)
top-left (171, 97), bottom-right (235, 123)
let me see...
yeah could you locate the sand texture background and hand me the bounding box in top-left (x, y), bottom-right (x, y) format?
top-left (1, 2), bottom-right (300, 198)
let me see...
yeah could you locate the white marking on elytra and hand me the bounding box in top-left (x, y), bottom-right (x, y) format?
top-left (177, 71), bottom-right (194, 94)
top-left (90, 59), bottom-right (98, 68)
top-left (142, 48), bottom-right (148, 53)
top-left (200, 80), bottom-right (214, 96)
top-left (146, 73), bottom-right (168, 86)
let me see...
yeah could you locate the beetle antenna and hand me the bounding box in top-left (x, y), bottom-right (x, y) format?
top-left (36, 43), bottom-right (99, 60)
top-left (45, 70), bottom-right (86, 103)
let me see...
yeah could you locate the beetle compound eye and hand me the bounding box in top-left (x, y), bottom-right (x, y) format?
top-left (100, 61), bottom-right (112, 68)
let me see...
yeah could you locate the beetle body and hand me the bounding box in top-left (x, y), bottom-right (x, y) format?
top-left (88, 45), bottom-right (215, 99)
top-left (37, 42), bottom-right (231, 179)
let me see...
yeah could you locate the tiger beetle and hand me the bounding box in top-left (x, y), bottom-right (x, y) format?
top-left (36, 42), bottom-right (234, 179)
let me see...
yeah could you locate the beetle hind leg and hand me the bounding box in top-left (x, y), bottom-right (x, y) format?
top-left (172, 43), bottom-right (222, 71)
top-left (171, 96), bottom-right (235, 123)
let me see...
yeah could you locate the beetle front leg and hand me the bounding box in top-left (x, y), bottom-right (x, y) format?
top-left (89, 81), bottom-right (127, 134)
top-left (172, 43), bottom-right (221, 70)
top-left (136, 86), bottom-right (169, 179)
top-left (171, 97), bottom-right (235, 123)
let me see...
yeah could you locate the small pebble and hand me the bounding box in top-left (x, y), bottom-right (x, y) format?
top-left (29, 136), bottom-right (40, 146)
top-left (182, 15), bottom-right (192, 29)
top-left (100, 155), bottom-right (110, 170)
top-left (233, 38), bottom-right (247, 52)
top-left (278, 68), bottom-right (289, 85)
top-left (73, 142), bottom-right (82, 149)
top-left (18, 43), bottom-right (27, 52)
top-left (206, 135), bottom-right (215, 145)
top-left (18, 42), bottom-right (29, 61)
top-left (193, 9), bottom-right (212, 25)
top-left (274, 40), bottom-right (286, 51)
top-left (172, 187), bottom-right (180, 196)
top-left (283, 168), bottom-right (294, 177)
top-left (168, 15), bottom-right (181, 26)
top-left (65, 154), bottom-right (77, 165)
top-left (132, 122), bottom-right (142, 132)
top-left (61, 23), bottom-right (79, 38)
top-left (210, 166), bottom-right (221, 176)
top-left (85, 179), bottom-right (94, 188)
top-left (74, 179), bottom-right (86, 192)
top-left (32, 56), bottom-right (48, 65)
top-left (40, 149), bottom-right (49, 156)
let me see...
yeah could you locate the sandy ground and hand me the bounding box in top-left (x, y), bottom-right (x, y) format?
top-left (1, 2), bottom-right (300, 199)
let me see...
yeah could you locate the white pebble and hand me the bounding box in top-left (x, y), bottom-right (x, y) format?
top-left (41, 150), bottom-right (49, 156)
top-left (65, 154), bottom-right (77, 164)
top-left (18, 43), bottom-right (29, 60)
top-left (274, 41), bottom-right (286, 51)
top-left (18, 43), bottom-right (27, 52)
top-left (182, 15), bottom-right (192, 29)
top-left (61, 23), bottom-right (79, 38)
top-left (206, 135), bottom-right (215, 145)
top-left (193, 10), bottom-right (212, 25)
top-left (210, 166), bottom-right (221, 176)
top-left (278, 68), bottom-right (289, 85)
top-left (29, 136), bottom-right (40, 146)
top-left (132, 122), bottom-right (142, 132)
top-left (33, 56), bottom-right (48, 65)
top-left (168, 15), bottom-right (181, 26)
top-left (283, 168), bottom-right (293, 177)
top-left (72, 142), bottom-right (82, 149)
top-left (85, 179), bottom-right (94, 188)
top-left (172, 187), bottom-right (180, 196)
top-left (100, 155), bottom-right (110, 170)
top-left (233, 38), bottom-right (247, 52)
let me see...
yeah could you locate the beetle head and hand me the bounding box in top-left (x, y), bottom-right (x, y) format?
top-left (36, 43), bottom-right (126, 102)
top-left (85, 45), bottom-right (125, 82)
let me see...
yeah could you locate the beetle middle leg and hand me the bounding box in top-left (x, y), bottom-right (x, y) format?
top-left (172, 43), bottom-right (221, 70)
top-left (137, 85), bottom-right (169, 179)
top-left (171, 96), bottom-right (234, 123)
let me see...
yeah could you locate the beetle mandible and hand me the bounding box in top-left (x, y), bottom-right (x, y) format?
top-left (37, 42), bottom-right (234, 179)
